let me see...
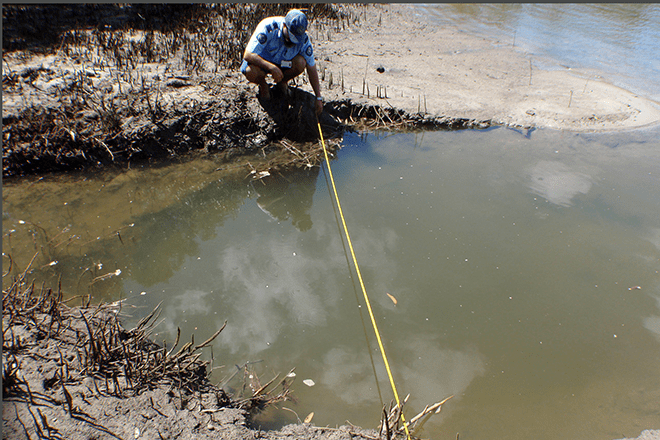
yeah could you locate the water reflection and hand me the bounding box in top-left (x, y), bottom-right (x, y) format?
top-left (644, 310), bottom-right (660, 343)
top-left (642, 229), bottom-right (660, 342)
top-left (253, 168), bottom-right (320, 232)
top-left (319, 338), bottom-right (485, 409)
top-left (2, 158), bottom-right (247, 296)
top-left (2, 160), bottom-right (325, 299)
top-left (398, 337), bottom-right (486, 408)
top-left (214, 230), bottom-right (333, 354)
top-left (4, 126), bottom-right (660, 439)
top-left (528, 160), bottom-right (592, 207)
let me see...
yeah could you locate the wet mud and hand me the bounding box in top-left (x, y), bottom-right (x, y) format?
top-left (2, 275), bottom-right (383, 440)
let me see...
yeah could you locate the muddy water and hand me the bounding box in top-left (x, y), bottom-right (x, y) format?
top-left (4, 125), bottom-right (660, 439)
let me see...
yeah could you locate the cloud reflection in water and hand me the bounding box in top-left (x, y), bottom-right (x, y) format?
top-left (319, 336), bottom-right (485, 409)
top-left (528, 161), bottom-right (592, 207)
top-left (209, 219), bottom-right (400, 356)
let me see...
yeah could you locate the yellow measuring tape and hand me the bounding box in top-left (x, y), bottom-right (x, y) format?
top-left (317, 122), bottom-right (412, 440)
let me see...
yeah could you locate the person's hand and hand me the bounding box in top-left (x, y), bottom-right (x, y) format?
top-left (315, 99), bottom-right (323, 116)
top-left (269, 64), bottom-right (284, 83)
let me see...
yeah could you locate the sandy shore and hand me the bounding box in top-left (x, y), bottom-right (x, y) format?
top-left (313, 4), bottom-right (660, 132)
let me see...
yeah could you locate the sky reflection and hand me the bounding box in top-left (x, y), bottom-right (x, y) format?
top-left (528, 160), bottom-right (593, 207)
top-left (7, 125), bottom-right (659, 438)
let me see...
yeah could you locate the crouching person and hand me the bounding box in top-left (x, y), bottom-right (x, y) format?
top-left (241, 9), bottom-right (323, 116)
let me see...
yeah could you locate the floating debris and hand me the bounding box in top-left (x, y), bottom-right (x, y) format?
top-left (90, 268), bottom-right (122, 285)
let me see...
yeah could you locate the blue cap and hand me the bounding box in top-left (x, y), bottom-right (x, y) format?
top-left (285, 9), bottom-right (308, 44)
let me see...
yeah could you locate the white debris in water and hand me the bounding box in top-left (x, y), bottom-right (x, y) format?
top-left (303, 379), bottom-right (315, 387)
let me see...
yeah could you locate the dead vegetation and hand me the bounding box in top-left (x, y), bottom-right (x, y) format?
top-left (2, 4), bottom-right (485, 180)
top-left (2, 4), bottom-right (356, 178)
top-left (378, 394), bottom-right (454, 440)
top-left (3, 254), bottom-right (452, 440)
top-left (2, 4), bottom-right (351, 60)
top-left (2, 255), bottom-right (297, 438)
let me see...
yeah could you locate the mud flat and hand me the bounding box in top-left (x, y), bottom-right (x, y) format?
top-left (1, 4), bottom-right (349, 178)
top-left (315, 4), bottom-right (660, 132)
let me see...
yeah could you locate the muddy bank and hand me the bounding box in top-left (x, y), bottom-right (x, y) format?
top-left (315, 4), bottom-right (660, 132)
top-left (2, 4), bottom-right (492, 179)
top-left (1, 4), bottom-right (335, 178)
top-left (2, 272), bottom-right (386, 440)
top-left (4, 4), bottom-right (660, 179)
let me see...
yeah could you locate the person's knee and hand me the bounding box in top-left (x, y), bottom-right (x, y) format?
top-left (243, 64), bottom-right (267, 83)
top-left (291, 55), bottom-right (307, 73)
